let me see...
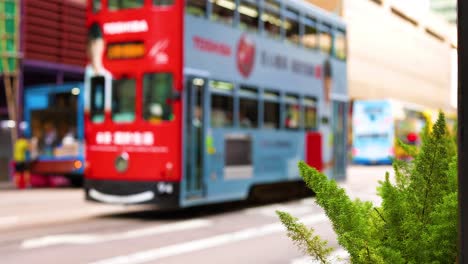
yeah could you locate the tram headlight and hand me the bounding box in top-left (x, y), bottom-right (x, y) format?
top-left (71, 87), bottom-right (80, 95)
top-left (115, 152), bottom-right (129, 173)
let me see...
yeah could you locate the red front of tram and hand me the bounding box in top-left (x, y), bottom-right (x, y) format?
top-left (84, 0), bottom-right (184, 207)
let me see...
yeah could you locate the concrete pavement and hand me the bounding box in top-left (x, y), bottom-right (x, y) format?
top-left (0, 165), bottom-right (393, 264)
top-left (0, 188), bottom-right (149, 231)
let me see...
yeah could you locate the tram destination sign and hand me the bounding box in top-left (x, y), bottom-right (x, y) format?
top-left (107, 42), bottom-right (146, 60)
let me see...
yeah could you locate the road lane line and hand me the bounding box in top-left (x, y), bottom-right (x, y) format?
top-left (244, 203), bottom-right (315, 217)
top-left (90, 213), bottom-right (328, 264)
top-left (290, 248), bottom-right (349, 264)
top-left (21, 219), bottom-right (212, 249)
top-left (242, 198), bottom-right (320, 217)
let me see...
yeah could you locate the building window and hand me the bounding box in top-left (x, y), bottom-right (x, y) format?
top-left (143, 73), bottom-right (174, 123)
top-left (334, 29), bottom-right (347, 60)
top-left (186, 0), bottom-right (206, 17)
top-left (369, 0), bottom-right (383, 5)
top-left (284, 8), bottom-right (299, 44)
top-left (90, 76), bottom-right (105, 123)
top-left (108, 0), bottom-right (144, 10)
top-left (211, 0), bottom-right (236, 26)
top-left (239, 0), bottom-right (259, 32)
top-left (303, 17), bottom-right (318, 49)
top-left (112, 78), bottom-right (136, 123)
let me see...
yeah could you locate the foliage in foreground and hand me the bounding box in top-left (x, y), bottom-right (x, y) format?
top-left (277, 113), bottom-right (458, 263)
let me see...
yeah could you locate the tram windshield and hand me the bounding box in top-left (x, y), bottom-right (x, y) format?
top-left (112, 77), bottom-right (136, 123)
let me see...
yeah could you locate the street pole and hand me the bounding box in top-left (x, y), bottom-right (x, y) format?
top-left (458, 0), bottom-right (467, 263)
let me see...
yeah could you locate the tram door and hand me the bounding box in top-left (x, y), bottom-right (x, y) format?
top-left (184, 77), bottom-right (206, 198)
top-left (332, 101), bottom-right (347, 180)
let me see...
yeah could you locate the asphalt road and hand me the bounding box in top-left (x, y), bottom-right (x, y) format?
top-left (0, 165), bottom-right (392, 264)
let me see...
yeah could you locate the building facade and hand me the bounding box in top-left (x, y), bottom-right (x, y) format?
top-left (430, 0), bottom-right (457, 24)
top-left (307, 0), bottom-right (457, 112)
top-left (343, 0), bottom-right (456, 112)
top-left (0, 0), bottom-right (86, 181)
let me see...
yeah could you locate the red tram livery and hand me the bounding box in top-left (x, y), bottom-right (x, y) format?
top-left (84, 0), bottom-right (348, 208)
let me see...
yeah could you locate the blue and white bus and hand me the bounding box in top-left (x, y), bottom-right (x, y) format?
top-left (352, 99), bottom-right (427, 165)
top-left (24, 83), bottom-right (85, 186)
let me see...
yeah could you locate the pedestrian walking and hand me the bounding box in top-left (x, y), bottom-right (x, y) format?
top-left (13, 133), bottom-right (31, 189)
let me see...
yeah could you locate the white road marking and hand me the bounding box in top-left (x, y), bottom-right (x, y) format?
top-left (0, 216), bottom-right (19, 227)
top-left (300, 198), bottom-right (316, 205)
top-left (244, 203), bottom-right (315, 217)
top-left (290, 248), bottom-right (349, 264)
top-left (21, 219), bottom-right (212, 249)
top-left (243, 197), bottom-right (322, 217)
top-left (90, 213), bottom-right (328, 264)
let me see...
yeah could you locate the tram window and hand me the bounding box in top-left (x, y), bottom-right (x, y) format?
top-left (186, 0), bottom-right (206, 16)
top-left (211, 0), bottom-right (235, 26)
top-left (112, 78), bottom-right (136, 123)
top-left (284, 8), bottom-right (299, 44)
top-left (303, 17), bottom-right (318, 49)
top-left (264, 0), bottom-right (280, 11)
top-left (320, 24), bottom-right (332, 54)
top-left (210, 80), bottom-right (234, 91)
top-left (262, 12), bottom-right (281, 39)
top-left (108, 0), bottom-right (144, 10)
top-left (211, 94), bottom-right (233, 127)
top-left (334, 29), bottom-right (347, 60)
top-left (304, 97), bottom-right (317, 130)
top-left (239, 0), bottom-right (259, 32)
top-left (92, 0), bottom-right (101, 12)
top-left (90, 76), bottom-right (105, 123)
top-left (285, 94), bottom-right (300, 130)
top-left (239, 98), bottom-right (258, 128)
top-left (143, 73), bottom-right (174, 123)
top-left (239, 85), bottom-right (257, 96)
top-left (263, 101), bottom-right (280, 129)
top-left (154, 0), bottom-right (174, 6)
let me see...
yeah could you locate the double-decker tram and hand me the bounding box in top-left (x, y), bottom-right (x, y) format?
top-left (84, 0), bottom-right (348, 208)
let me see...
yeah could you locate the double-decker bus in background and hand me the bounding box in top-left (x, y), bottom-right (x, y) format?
top-left (23, 83), bottom-right (85, 186)
top-left (84, 0), bottom-right (348, 208)
top-left (351, 99), bottom-right (429, 165)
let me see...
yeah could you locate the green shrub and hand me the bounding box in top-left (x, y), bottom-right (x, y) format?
top-left (277, 112), bottom-right (457, 264)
